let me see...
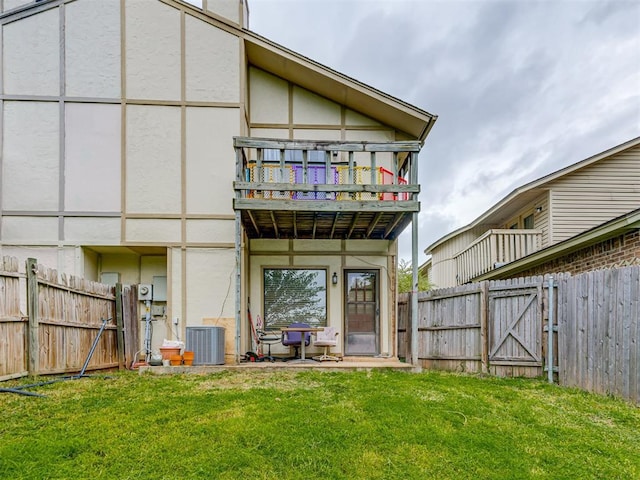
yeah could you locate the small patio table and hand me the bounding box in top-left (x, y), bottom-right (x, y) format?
top-left (280, 326), bottom-right (324, 362)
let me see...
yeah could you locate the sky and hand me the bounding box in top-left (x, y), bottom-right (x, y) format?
top-left (247, 0), bottom-right (640, 261)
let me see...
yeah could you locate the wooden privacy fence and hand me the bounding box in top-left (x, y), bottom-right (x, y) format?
top-left (399, 275), bottom-right (556, 378)
top-left (558, 267), bottom-right (639, 403)
top-left (0, 257), bottom-right (25, 381)
top-left (399, 266), bottom-right (640, 403)
top-left (0, 257), bottom-right (138, 382)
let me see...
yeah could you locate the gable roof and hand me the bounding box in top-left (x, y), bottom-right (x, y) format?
top-left (425, 135), bottom-right (640, 254)
top-left (1, 0), bottom-right (437, 142)
top-left (242, 32), bottom-right (437, 141)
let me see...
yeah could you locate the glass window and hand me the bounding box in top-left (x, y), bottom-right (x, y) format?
top-left (263, 269), bottom-right (327, 330)
top-left (523, 214), bottom-right (534, 229)
top-left (262, 149), bottom-right (326, 163)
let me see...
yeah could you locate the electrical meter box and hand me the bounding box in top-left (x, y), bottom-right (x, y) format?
top-left (138, 284), bottom-right (153, 301)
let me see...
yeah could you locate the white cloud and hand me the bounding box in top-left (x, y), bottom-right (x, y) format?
top-left (249, 0), bottom-right (640, 260)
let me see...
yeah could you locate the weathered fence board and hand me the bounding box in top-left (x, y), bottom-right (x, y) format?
top-left (422, 284), bottom-right (483, 373)
top-left (122, 284), bottom-right (140, 368)
top-left (487, 276), bottom-right (544, 377)
top-left (0, 257), bottom-right (139, 381)
top-left (31, 261), bottom-right (118, 375)
top-left (0, 256), bottom-right (27, 381)
top-left (558, 267), bottom-right (640, 403)
top-left (400, 266), bottom-right (638, 403)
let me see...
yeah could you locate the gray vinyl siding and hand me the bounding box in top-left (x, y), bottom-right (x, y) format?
top-left (547, 145), bottom-right (640, 243)
top-left (536, 194), bottom-right (551, 247)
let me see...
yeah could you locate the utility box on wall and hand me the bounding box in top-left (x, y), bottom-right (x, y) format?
top-left (186, 326), bottom-right (225, 365)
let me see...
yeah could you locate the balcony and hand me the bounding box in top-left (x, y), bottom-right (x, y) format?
top-left (454, 229), bottom-right (543, 284)
top-left (233, 137), bottom-right (421, 240)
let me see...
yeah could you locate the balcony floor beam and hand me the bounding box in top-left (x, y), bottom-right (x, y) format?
top-left (234, 199), bottom-right (419, 213)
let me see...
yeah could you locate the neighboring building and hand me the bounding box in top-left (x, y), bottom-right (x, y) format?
top-left (425, 136), bottom-right (640, 288)
top-left (0, 0), bottom-right (436, 362)
top-left (478, 208), bottom-right (640, 280)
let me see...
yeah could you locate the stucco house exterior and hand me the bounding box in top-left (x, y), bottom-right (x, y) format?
top-left (0, 0), bottom-right (436, 363)
top-left (424, 136), bottom-right (640, 288)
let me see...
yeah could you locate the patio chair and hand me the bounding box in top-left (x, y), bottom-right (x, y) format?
top-left (258, 330), bottom-right (281, 362)
top-left (312, 326), bottom-right (341, 362)
top-left (281, 322), bottom-right (311, 360)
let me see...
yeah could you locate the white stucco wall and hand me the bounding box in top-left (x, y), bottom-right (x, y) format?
top-left (249, 68), bottom-right (288, 124)
top-left (3, 8), bottom-right (59, 96)
top-left (345, 109), bottom-right (383, 127)
top-left (65, 103), bottom-right (121, 212)
top-left (292, 86), bottom-right (341, 125)
top-left (169, 246), bottom-right (182, 323)
top-left (2, 217), bottom-right (58, 243)
top-left (126, 105), bottom-right (181, 214)
top-left (185, 247), bottom-right (236, 325)
top-left (185, 15), bottom-right (240, 103)
top-left (3, 101), bottom-right (59, 211)
top-left (126, 219), bottom-right (181, 243)
top-left (101, 253), bottom-right (141, 287)
top-left (206, 0), bottom-right (241, 24)
top-left (65, 0), bottom-right (121, 98)
top-left (185, 106), bottom-right (239, 215)
top-left (64, 218), bottom-right (121, 245)
top-left (125, 0), bottom-right (180, 100)
top-left (185, 219), bottom-right (235, 244)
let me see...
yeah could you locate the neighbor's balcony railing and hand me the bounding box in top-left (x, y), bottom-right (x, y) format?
top-left (454, 229), bottom-right (543, 284)
top-left (233, 137), bottom-right (420, 203)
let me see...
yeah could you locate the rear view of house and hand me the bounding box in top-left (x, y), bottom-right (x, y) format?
top-left (0, 0), bottom-right (436, 362)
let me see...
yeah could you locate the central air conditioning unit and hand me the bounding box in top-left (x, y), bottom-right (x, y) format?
top-left (186, 326), bottom-right (225, 365)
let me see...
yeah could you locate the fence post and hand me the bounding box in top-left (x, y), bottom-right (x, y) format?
top-left (480, 281), bottom-right (489, 373)
top-left (546, 276), bottom-right (555, 383)
top-left (115, 283), bottom-right (125, 370)
top-left (26, 258), bottom-right (39, 376)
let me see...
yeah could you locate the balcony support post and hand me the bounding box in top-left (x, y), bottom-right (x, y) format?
top-left (235, 146), bottom-right (243, 364)
top-left (410, 151), bottom-right (419, 369)
top-left (234, 211), bottom-right (242, 365)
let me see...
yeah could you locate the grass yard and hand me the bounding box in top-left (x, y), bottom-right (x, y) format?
top-left (1, 369), bottom-right (638, 479)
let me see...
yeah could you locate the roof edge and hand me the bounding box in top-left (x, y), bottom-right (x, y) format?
top-left (242, 29), bottom-right (438, 140)
top-left (425, 135), bottom-right (640, 254)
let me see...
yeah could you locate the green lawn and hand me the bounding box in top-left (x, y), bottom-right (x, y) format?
top-left (1, 370), bottom-right (638, 479)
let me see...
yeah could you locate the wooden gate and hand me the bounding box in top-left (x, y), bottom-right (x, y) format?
top-left (488, 279), bottom-right (543, 376)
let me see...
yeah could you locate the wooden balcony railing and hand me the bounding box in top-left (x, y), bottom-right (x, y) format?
top-left (232, 137), bottom-right (422, 240)
top-left (454, 229), bottom-right (543, 284)
top-left (233, 137), bottom-right (419, 204)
